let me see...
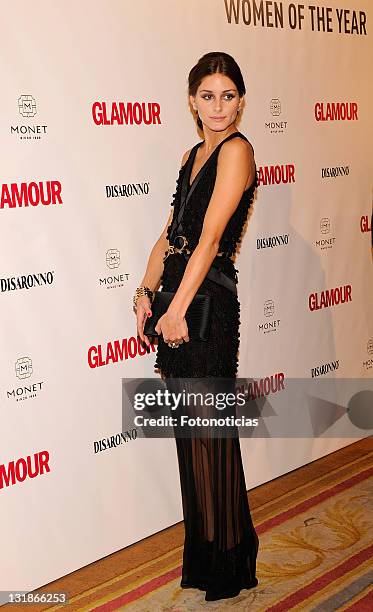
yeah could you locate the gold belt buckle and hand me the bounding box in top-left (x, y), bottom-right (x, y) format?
top-left (165, 235), bottom-right (189, 259)
top-left (175, 235), bottom-right (188, 253)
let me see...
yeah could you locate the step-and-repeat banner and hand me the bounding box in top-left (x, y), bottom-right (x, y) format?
top-left (1, 0), bottom-right (372, 593)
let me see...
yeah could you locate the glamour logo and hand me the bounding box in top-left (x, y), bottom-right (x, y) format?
top-left (308, 285), bottom-right (352, 311)
top-left (0, 451), bottom-right (50, 489)
top-left (360, 215), bottom-right (372, 234)
top-left (235, 373), bottom-right (285, 402)
top-left (92, 101), bottom-right (161, 125)
top-left (314, 102), bottom-right (358, 121)
top-left (1, 271), bottom-right (54, 292)
top-left (0, 181), bottom-right (62, 209)
top-left (11, 95), bottom-right (48, 140)
top-left (7, 357), bottom-right (44, 402)
top-left (265, 98), bottom-right (288, 134)
top-left (258, 300), bottom-right (280, 334)
top-left (257, 164), bottom-right (295, 186)
top-left (257, 234), bottom-right (289, 249)
top-left (321, 166), bottom-right (350, 178)
top-left (88, 336), bottom-right (156, 368)
top-left (106, 182), bottom-right (150, 198)
top-left (94, 429), bottom-right (137, 453)
top-left (99, 249), bottom-right (129, 289)
top-left (311, 359), bottom-right (339, 377)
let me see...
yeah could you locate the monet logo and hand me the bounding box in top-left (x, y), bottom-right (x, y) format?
top-left (320, 218), bottom-right (330, 234)
top-left (15, 357), bottom-right (33, 380)
top-left (270, 98), bottom-right (281, 116)
top-left (18, 94), bottom-right (37, 117)
top-left (11, 95), bottom-right (48, 140)
top-left (106, 249), bottom-right (120, 269)
top-left (7, 357), bottom-right (45, 402)
top-left (259, 300), bottom-right (280, 334)
top-left (99, 249), bottom-right (129, 289)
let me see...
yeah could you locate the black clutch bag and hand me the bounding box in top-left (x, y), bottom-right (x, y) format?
top-left (143, 291), bottom-right (212, 341)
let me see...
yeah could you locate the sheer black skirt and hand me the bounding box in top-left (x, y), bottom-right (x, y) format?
top-left (154, 254), bottom-right (259, 601)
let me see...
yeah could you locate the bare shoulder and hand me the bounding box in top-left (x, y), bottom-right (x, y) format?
top-left (216, 136), bottom-right (256, 190)
top-left (219, 136), bottom-right (254, 164)
top-left (181, 147), bottom-right (193, 167)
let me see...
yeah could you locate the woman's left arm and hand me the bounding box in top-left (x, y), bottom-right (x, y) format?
top-left (155, 138), bottom-right (256, 343)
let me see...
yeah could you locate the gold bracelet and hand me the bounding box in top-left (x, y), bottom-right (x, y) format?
top-left (133, 286), bottom-right (154, 310)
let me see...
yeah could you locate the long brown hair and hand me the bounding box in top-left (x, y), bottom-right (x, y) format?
top-left (188, 52), bottom-right (246, 130)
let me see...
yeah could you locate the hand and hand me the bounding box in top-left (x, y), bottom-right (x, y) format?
top-left (135, 295), bottom-right (153, 347)
top-left (155, 309), bottom-right (190, 346)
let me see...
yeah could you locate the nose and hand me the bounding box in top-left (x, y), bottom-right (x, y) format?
top-left (213, 98), bottom-right (222, 112)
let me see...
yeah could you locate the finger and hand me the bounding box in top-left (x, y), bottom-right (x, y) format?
top-left (182, 321), bottom-right (189, 343)
top-left (141, 312), bottom-right (151, 347)
top-left (137, 312), bottom-right (145, 341)
top-left (154, 316), bottom-right (162, 335)
top-left (138, 311), bottom-right (150, 346)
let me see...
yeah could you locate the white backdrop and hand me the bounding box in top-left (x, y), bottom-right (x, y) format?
top-left (1, 0), bottom-right (372, 593)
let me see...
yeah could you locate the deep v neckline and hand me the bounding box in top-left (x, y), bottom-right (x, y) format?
top-left (188, 131), bottom-right (241, 191)
top-left (188, 131), bottom-right (243, 190)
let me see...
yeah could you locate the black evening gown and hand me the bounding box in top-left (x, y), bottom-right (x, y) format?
top-left (154, 131), bottom-right (259, 601)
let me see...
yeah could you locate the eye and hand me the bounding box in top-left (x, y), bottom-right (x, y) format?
top-left (201, 94), bottom-right (236, 100)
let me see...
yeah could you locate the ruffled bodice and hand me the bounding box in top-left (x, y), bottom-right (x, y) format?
top-left (155, 131), bottom-right (258, 380)
top-left (166, 131), bottom-right (257, 258)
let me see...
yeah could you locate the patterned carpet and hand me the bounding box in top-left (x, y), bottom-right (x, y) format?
top-left (5, 438), bottom-right (372, 611)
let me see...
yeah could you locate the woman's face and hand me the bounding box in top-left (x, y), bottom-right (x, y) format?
top-left (190, 73), bottom-right (241, 133)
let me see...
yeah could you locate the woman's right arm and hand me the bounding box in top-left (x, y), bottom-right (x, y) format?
top-left (135, 148), bottom-right (191, 346)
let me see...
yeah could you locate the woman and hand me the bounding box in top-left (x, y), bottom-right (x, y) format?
top-left (133, 52), bottom-right (259, 601)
